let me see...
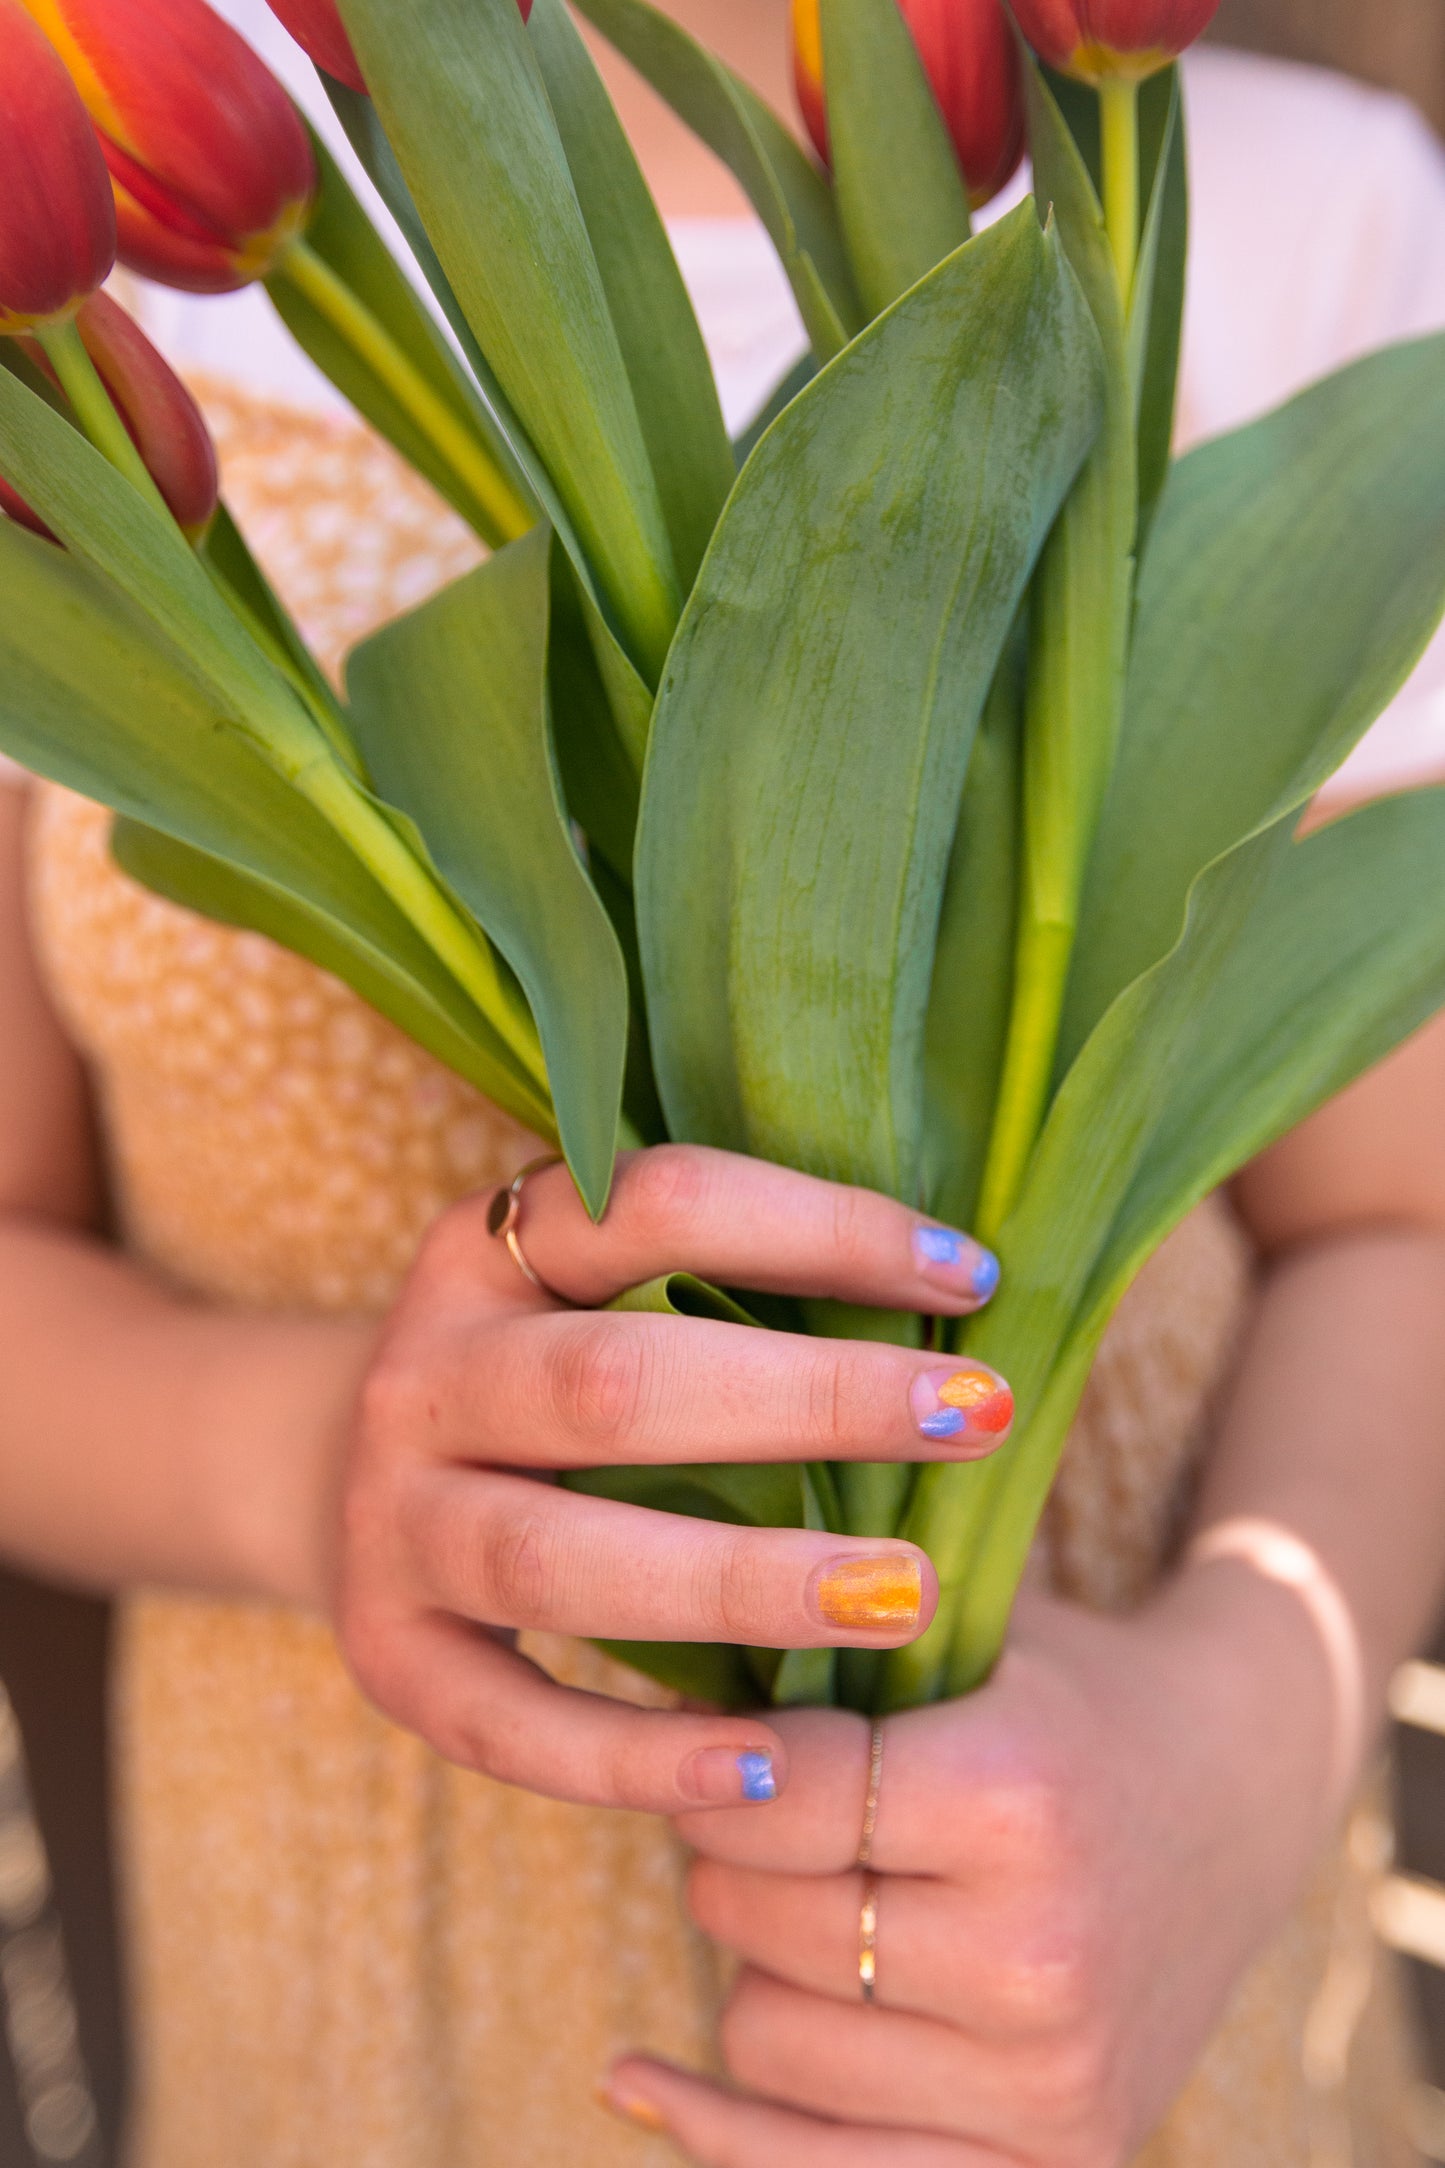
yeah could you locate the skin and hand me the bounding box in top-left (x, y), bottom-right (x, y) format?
top-left (4, 10), bottom-right (1445, 2155)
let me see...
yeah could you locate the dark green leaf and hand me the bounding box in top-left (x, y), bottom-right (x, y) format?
top-left (339, 0), bottom-right (680, 680)
top-left (571, 0), bottom-right (862, 357)
top-left (638, 205), bottom-right (1103, 1204)
top-left (1064, 332), bottom-right (1445, 1065)
top-left (345, 525), bottom-right (628, 1216)
top-left (732, 352), bottom-right (818, 468)
top-left (528, 0), bottom-right (733, 589)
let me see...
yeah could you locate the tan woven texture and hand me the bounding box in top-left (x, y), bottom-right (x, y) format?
top-left (24, 386), bottom-right (1419, 2166)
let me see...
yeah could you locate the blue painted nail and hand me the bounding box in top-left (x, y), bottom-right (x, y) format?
top-left (915, 1225), bottom-right (967, 1266)
top-left (737, 1750), bottom-right (778, 1803)
top-left (919, 1407), bottom-right (968, 1439)
top-left (912, 1226), bottom-right (1001, 1307)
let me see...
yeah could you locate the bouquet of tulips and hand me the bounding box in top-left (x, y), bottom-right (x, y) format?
top-left (5, 0), bottom-right (1445, 1714)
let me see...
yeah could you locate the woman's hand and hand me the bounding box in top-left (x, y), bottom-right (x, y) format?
top-left (608, 1569), bottom-right (1338, 2165)
top-left (331, 1145), bottom-right (1010, 1816)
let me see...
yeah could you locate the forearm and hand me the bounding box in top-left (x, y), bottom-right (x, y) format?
top-left (1186, 1226), bottom-right (1445, 1730)
top-left (0, 1216), bottom-right (373, 1609)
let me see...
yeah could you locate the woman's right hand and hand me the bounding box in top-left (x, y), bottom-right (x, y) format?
top-left (330, 1145), bottom-right (1011, 1814)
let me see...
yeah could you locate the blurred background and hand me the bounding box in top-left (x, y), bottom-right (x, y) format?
top-left (4, 1), bottom-right (1445, 2163)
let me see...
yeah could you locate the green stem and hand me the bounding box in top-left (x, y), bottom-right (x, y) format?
top-left (37, 317), bottom-right (171, 524)
top-left (1099, 78), bottom-right (1140, 312)
top-left (973, 917), bottom-right (1073, 1248)
top-left (294, 751), bottom-right (549, 1100)
top-left (275, 240), bottom-right (534, 548)
top-left (203, 556), bottom-right (366, 781)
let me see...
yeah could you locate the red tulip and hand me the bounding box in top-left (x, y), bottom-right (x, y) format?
top-left (264, 0), bottom-right (534, 97)
top-left (6, 291), bottom-right (219, 537)
top-left (17, 0), bottom-right (316, 293)
top-left (1008, 0), bottom-right (1221, 82)
top-left (0, 0), bottom-right (115, 334)
top-left (793, 0), bottom-right (1024, 210)
top-left (263, 0), bottom-right (366, 94)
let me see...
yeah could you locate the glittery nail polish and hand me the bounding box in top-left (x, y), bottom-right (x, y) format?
top-left (814, 1554), bottom-right (922, 1632)
top-left (912, 1225), bottom-right (1002, 1306)
top-left (910, 1363), bottom-right (1014, 1442)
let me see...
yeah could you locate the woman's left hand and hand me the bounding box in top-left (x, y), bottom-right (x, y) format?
top-left (604, 1569), bottom-right (1342, 2166)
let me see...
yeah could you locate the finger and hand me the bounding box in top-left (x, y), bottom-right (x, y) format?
top-left (676, 1701), bottom-right (1012, 1877)
top-left (487, 1145), bottom-right (1002, 1313)
top-left (688, 1862), bottom-right (1061, 2037)
top-left (601, 2057), bottom-right (1004, 2167)
top-left (716, 1968), bottom-right (1051, 2145)
top-left (348, 1603), bottom-right (790, 1812)
top-left (449, 1308), bottom-right (1013, 1468)
top-left (405, 1470), bottom-right (939, 1649)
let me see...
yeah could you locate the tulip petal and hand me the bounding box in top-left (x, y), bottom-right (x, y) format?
top-left (0, 0), bottom-right (115, 329)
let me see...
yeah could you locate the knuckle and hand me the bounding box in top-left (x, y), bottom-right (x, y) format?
top-left (988, 1898), bottom-right (1100, 2034)
top-left (616, 1144), bottom-right (714, 1246)
top-left (479, 1501), bottom-right (557, 1624)
top-left (354, 1346), bottom-right (431, 1452)
top-left (544, 1317), bottom-right (647, 1449)
top-left (825, 1182), bottom-right (883, 1280)
top-left (698, 1529), bottom-right (777, 1642)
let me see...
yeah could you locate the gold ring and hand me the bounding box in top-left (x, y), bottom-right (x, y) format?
top-left (859, 1871), bottom-right (881, 2006)
top-left (857, 1720), bottom-right (885, 1867)
top-left (485, 1155), bottom-right (569, 1301)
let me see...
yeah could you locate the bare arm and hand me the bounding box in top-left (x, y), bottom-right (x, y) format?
top-left (0, 788), bottom-right (373, 1606)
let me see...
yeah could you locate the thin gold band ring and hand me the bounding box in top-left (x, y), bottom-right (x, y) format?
top-left (857, 1720), bottom-right (885, 2005)
top-left (485, 1155), bottom-right (569, 1302)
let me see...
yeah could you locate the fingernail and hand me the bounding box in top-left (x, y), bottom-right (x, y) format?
top-left (912, 1225), bottom-right (1001, 1306)
top-left (680, 1744), bottom-right (779, 1806)
top-left (911, 1363), bottom-right (1014, 1442)
top-left (814, 1553), bottom-right (922, 1633)
top-left (597, 2079), bottom-right (669, 2132)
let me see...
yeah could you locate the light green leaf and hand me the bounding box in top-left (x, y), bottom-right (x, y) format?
top-left (344, 526), bottom-right (627, 1217)
top-left (820, 0), bottom-right (971, 321)
top-left (528, 0), bottom-right (733, 590)
top-left (0, 364), bottom-right (316, 768)
top-left (922, 629), bottom-right (1025, 1237)
top-left (896, 790), bottom-right (1445, 1702)
top-left (266, 127), bottom-right (534, 543)
top-left (0, 522), bottom-right (552, 1133)
top-left (339, 0), bottom-right (679, 680)
top-left (1063, 331), bottom-right (1445, 1065)
top-left (571, 0), bottom-right (861, 357)
top-left (638, 205), bottom-right (1104, 1202)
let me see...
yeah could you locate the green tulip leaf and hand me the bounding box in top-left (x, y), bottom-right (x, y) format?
top-left (819, 0), bottom-right (971, 322)
top-left (338, 0), bottom-right (680, 681)
top-left (324, 74), bottom-right (658, 772)
top-left (266, 127), bottom-right (535, 546)
top-left (571, 0), bottom-right (861, 358)
top-left (528, 0), bottom-right (733, 590)
top-left (638, 204), bottom-right (1104, 1203)
top-left (1063, 330), bottom-right (1445, 1066)
top-left (732, 353), bottom-right (818, 468)
top-left (0, 522), bottom-right (551, 1133)
top-left (896, 788), bottom-right (1445, 1703)
top-left (345, 525), bottom-right (628, 1217)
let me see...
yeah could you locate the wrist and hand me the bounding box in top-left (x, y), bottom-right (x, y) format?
top-left (195, 1312), bottom-right (375, 1611)
top-left (1143, 1554), bottom-right (1348, 1878)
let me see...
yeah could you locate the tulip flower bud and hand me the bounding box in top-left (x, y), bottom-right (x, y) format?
top-left (793, 0), bottom-right (1024, 210)
top-left (7, 292), bottom-right (219, 537)
top-left (1008, 0), bottom-right (1221, 84)
top-left (18, 0), bottom-right (317, 293)
top-left (264, 0), bottom-right (533, 97)
top-left (0, 0), bottom-right (116, 333)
